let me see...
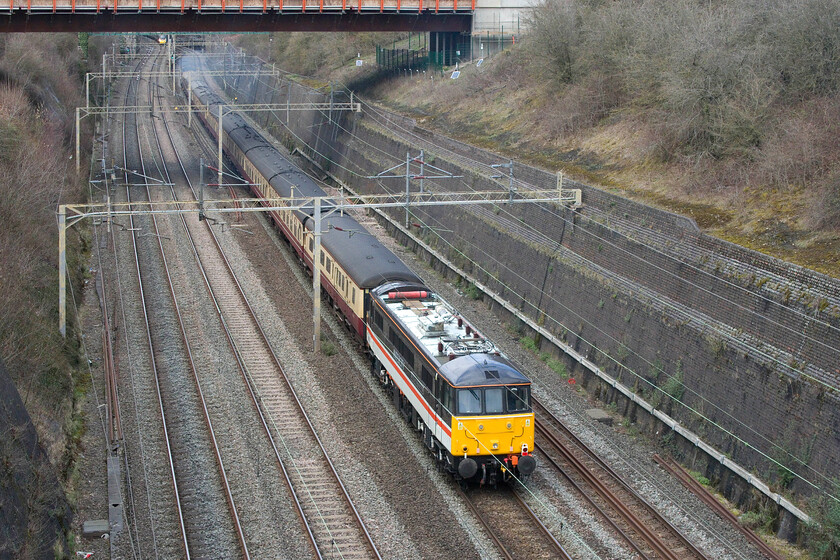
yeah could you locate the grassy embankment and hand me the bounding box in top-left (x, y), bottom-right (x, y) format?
top-left (241, 0), bottom-right (840, 279)
top-left (0, 33), bottom-right (92, 557)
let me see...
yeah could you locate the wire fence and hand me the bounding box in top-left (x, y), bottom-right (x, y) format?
top-left (375, 33), bottom-right (516, 76)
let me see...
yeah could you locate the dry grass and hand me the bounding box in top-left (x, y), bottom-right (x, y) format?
top-left (0, 34), bottom-right (87, 466)
top-left (340, 11), bottom-right (840, 277)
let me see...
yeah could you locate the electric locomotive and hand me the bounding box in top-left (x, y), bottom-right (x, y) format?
top-left (181, 57), bottom-right (536, 484)
top-left (367, 284), bottom-right (535, 485)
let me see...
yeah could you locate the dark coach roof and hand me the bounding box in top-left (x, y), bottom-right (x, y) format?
top-left (308, 214), bottom-right (422, 289)
top-left (438, 354), bottom-right (530, 387)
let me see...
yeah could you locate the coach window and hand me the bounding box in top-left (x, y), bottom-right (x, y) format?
top-left (457, 389), bottom-right (482, 415)
top-left (326, 258), bottom-right (332, 273)
top-left (399, 337), bottom-right (414, 369)
top-left (485, 388), bottom-right (504, 414)
top-left (320, 251), bottom-right (325, 265)
top-left (352, 287), bottom-right (356, 304)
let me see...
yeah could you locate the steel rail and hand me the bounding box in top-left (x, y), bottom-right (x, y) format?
top-left (510, 490), bottom-right (573, 560)
top-left (149, 55), bottom-right (322, 558)
top-left (137, 52), bottom-right (251, 559)
top-left (120, 54), bottom-right (191, 560)
top-left (653, 455), bottom-right (785, 560)
top-left (157, 66), bottom-right (380, 560)
top-left (533, 400), bottom-right (707, 560)
top-left (96, 272), bottom-right (122, 444)
top-left (457, 486), bottom-right (573, 560)
top-left (457, 487), bottom-right (515, 560)
top-left (109, 48), bottom-right (159, 560)
top-left (532, 439), bottom-right (648, 558)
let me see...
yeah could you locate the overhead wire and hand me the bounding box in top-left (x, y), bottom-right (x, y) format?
top-left (357, 95), bottom-right (840, 362)
top-left (194, 50), bottom-right (832, 558)
top-left (193, 49), bottom-right (605, 556)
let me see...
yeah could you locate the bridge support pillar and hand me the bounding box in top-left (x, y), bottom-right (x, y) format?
top-left (429, 31), bottom-right (468, 67)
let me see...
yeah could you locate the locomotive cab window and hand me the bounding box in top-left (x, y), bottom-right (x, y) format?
top-left (457, 389), bottom-right (482, 415)
top-left (484, 388), bottom-right (504, 414)
top-left (506, 386), bottom-right (531, 412)
top-left (442, 386), bottom-right (454, 417)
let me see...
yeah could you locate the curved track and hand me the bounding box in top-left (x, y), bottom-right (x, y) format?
top-left (121, 47), bottom-right (246, 558)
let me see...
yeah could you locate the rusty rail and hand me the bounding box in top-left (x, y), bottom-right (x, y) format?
top-left (653, 454), bottom-right (785, 560)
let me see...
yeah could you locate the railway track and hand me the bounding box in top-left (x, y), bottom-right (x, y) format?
top-left (653, 455), bottom-right (785, 560)
top-left (146, 53), bottom-right (381, 560)
top-left (122, 48), bottom-right (246, 558)
top-left (99, 46), bottom-right (192, 558)
top-left (459, 486), bottom-right (572, 560)
top-left (533, 399), bottom-right (708, 560)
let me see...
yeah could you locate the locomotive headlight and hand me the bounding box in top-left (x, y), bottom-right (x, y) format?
top-left (478, 424), bottom-right (484, 431)
top-left (506, 422), bottom-right (512, 430)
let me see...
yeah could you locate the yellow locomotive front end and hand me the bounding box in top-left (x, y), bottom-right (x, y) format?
top-left (439, 355), bottom-right (537, 485)
top-left (452, 411), bottom-right (534, 457)
top-left (452, 411), bottom-right (535, 483)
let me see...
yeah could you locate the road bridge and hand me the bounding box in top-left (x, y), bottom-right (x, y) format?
top-left (0, 0), bottom-right (474, 32)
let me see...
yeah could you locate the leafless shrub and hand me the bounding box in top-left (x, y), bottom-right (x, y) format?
top-left (805, 173), bottom-right (840, 231)
top-left (762, 0), bottom-right (840, 98)
top-left (758, 96), bottom-right (840, 188)
top-left (542, 72), bottom-right (625, 139)
top-left (0, 36), bottom-right (85, 462)
top-left (524, 0), bottom-right (580, 83)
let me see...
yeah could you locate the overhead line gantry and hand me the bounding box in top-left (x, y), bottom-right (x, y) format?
top-left (59, 188), bottom-right (583, 345)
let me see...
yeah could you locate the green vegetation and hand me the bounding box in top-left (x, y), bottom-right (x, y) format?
top-left (321, 341), bottom-right (338, 356)
top-left (463, 282), bottom-right (482, 300)
top-left (520, 335), bottom-right (538, 352)
top-left (806, 481), bottom-right (840, 559)
top-left (661, 368), bottom-right (685, 401)
top-left (740, 504), bottom-right (777, 534)
top-left (546, 358), bottom-right (567, 378)
top-left (688, 470), bottom-right (711, 487)
top-left (519, 335), bottom-right (568, 377)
